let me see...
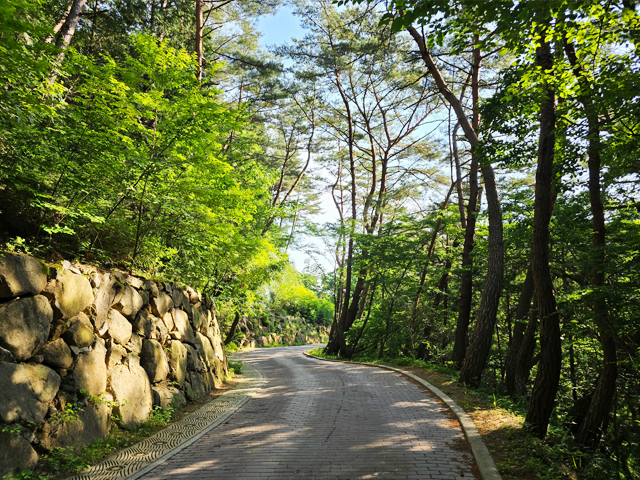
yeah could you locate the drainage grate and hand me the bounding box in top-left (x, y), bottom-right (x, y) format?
top-left (66, 362), bottom-right (264, 480)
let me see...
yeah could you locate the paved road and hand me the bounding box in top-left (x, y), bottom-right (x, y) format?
top-left (141, 345), bottom-right (478, 480)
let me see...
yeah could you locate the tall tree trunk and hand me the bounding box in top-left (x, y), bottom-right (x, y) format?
top-left (325, 68), bottom-right (356, 356)
top-left (452, 36), bottom-right (480, 366)
top-left (452, 131), bottom-right (479, 364)
top-left (525, 33), bottom-right (561, 439)
top-left (564, 40), bottom-right (618, 450)
top-left (406, 26), bottom-right (504, 380)
top-left (458, 164), bottom-right (504, 386)
top-left (224, 312), bottom-right (241, 345)
top-left (409, 183), bottom-right (455, 355)
top-left (55, 0), bottom-right (86, 51)
top-left (515, 308), bottom-right (539, 396)
top-left (195, 0), bottom-right (203, 81)
top-left (505, 265), bottom-right (534, 397)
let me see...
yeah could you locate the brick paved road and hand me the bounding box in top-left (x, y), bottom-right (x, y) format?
top-left (141, 345), bottom-right (478, 480)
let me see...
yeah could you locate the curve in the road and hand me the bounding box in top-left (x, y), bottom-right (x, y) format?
top-left (138, 345), bottom-right (479, 480)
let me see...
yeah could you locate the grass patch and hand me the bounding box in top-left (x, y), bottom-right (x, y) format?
top-left (228, 360), bottom-right (243, 375)
top-left (307, 348), bottom-right (575, 480)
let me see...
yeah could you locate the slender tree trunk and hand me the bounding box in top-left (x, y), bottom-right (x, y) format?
top-left (452, 37), bottom-right (481, 366)
top-left (515, 308), bottom-right (538, 396)
top-left (45, 1), bottom-right (73, 43)
top-left (458, 163), bottom-right (504, 386)
top-left (505, 265), bottom-right (534, 397)
top-left (564, 40), bottom-right (619, 450)
top-left (525, 33), bottom-right (561, 439)
top-left (409, 183), bottom-right (455, 355)
top-left (224, 312), bottom-right (241, 345)
top-left (452, 146), bottom-right (479, 365)
top-left (55, 0), bottom-right (86, 51)
top-left (195, 0), bottom-right (203, 81)
top-left (406, 26), bottom-right (504, 378)
top-left (457, 39), bottom-right (504, 386)
top-left (326, 69), bottom-right (356, 356)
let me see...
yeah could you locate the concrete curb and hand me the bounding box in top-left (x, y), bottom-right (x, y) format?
top-left (303, 352), bottom-right (503, 480)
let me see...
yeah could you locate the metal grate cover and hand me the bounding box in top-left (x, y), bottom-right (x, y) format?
top-left (66, 362), bottom-right (264, 480)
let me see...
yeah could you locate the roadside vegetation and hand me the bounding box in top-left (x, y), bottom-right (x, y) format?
top-left (1, 0), bottom-right (639, 479)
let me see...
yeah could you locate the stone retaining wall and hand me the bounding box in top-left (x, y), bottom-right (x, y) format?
top-left (234, 315), bottom-right (329, 348)
top-left (0, 252), bottom-right (228, 477)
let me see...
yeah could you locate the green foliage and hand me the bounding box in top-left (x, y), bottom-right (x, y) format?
top-left (1, 471), bottom-right (47, 480)
top-left (228, 360), bottom-right (243, 375)
top-left (46, 446), bottom-right (90, 475)
top-left (52, 402), bottom-right (84, 424)
top-left (266, 264), bottom-right (333, 325)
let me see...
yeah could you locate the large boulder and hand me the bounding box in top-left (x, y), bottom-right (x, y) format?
top-left (185, 344), bottom-right (204, 372)
top-left (171, 308), bottom-right (195, 345)
top-left (112, 285), bottom-right (143, 320)
top-left (256, 336), bottom-right (269, 347)
top-left (64, 338), bottom-right (107, 396)
top-left (150, 315), bottom-right (169, 344)
top-left (39, 338), bottom-right (73, 369)
top-left (132, 310), bottom-right (153, 338)
top-left (53, 269), bottom-right (94, 319)
top-left (0, 295), bottom-right (53, 361)
top-left (150, 292), bottom-right (173, 318)
top-left (167, 340), bottom-right (187, 387)
top-left (195, 333), bottom-right (216, 368)
top-left (184, 372), bottom-right (206, 401)
top-left (140, 340), bottom-right (169, 383)
top-left (0, 362), bottom-right (61, 424)
top-left (191, 307), bottom-right (205, 331)
top-left (161, 311), bottom-right (174, 331)
top-left (108, 359), bottom-right (153, 429)
top-left (62, 312), bottom-right (95, 348)
top-left (93, 274), bottom-right (123, 330)
top-left (106, 341), bottom-right (127, 370)
top-left (0, 430), bottom-right (38, 477)
top-left (37, 402), bottom-right (111, 451)
top-left (0, 346), bottom-right (14, 362)
top-left (0, 252), bottom-right (47, 298)
top-left (106, 309), bottom-right (132, 345)
top-left (144, 280), bottom-right (159, 298)
top-left (151, 386), bottom-right (187, 410)
top-left (124, 333), bottom-right (142, 355)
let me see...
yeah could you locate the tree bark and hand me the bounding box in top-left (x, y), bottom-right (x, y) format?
top-left (505, 265), bottom-right (534, 397)
top-left (55, 0), bottom-right (86, 51)
top-left (564, 39), bottom-right (618, 450)
top-left (525, 33), bottom-right (561, 439)
top-left (325, 67), bottom-right (356, 356)
top-left (451, 41), bottom-right (480, 366)
top-left (515, 308), bottom-right (539, 396)
top-left (195, 0), bottom-right (203, 81)
top-left (406, 26), bottom-right (504, 380)
top-left (224, 312), bottom-right (241, 345)
top-left (458, 164), bottom-right (504, 386)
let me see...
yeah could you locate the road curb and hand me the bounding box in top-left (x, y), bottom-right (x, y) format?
top-left (303, 352), bottom-right (503, 480)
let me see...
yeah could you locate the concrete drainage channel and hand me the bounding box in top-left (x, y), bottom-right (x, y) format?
top-left (66, 362), bottom-right (264, 480)
top-left (303, 352), bottom-right (503, 480)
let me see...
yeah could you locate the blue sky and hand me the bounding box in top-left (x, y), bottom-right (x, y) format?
top-left (256, 6), bottom-right (305, 48)
top-left (256, 6), bottom-right (338, 274)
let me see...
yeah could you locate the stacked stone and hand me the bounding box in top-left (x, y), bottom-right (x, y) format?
top-left (0, 252), bottom-right (228, 477)
top-left (234, 314), bottom-right (329, 348)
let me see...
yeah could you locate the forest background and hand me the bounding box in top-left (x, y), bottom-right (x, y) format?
top-left (1, 0), bottom-right (639, 479)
